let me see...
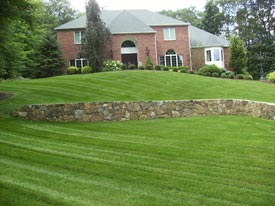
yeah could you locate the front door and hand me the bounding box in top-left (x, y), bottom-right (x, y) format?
top-left (121, 54), bottom-right (138, 67)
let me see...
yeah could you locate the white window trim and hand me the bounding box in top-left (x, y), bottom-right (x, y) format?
top-left (70, 58), bottom-right (88, 68)
top-left (204, 47), bottom-right (225, 68)
top-left (74, 31), bottom-right (84, 44)
top-left (163, 28), bottom-right (176, 41)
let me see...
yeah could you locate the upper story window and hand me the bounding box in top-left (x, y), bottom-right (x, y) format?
top-left (163, 28), bottom-right (176, 41)
top-left (74, 31), bottom-right (85, 44)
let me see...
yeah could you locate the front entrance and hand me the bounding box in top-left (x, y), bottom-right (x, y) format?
top-left (121, 54), bottom-right (138, 67)
top-left (121, 40), bottom-right (138, 68)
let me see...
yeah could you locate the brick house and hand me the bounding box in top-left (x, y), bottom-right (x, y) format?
top-left (56, 9), bottom-right (229, 71)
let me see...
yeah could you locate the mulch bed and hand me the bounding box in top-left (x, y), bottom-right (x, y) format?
top-left (0, 92), bottom-right (12, 100)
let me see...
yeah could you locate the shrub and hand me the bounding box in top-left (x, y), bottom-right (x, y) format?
top-left (163, 67), bottom-right (169, 71)
top-left (138, 65), bottom-right (145, 70)
top-left (267, 71), bottom-right (275, 83)
top-left (236, 74), bottom-right (245, 79)
top-left (178, 66), bottom-right (187, 73)
top-left (121, 64), bottom-right (127, 70)
top-left (228, 72), bottom-right (235, 79)
top-left (244, 74), bottom-right (253, 80)
top-left (102, 60), bottom-right (122, 72)
top-left (220, 73), bottom-right (227, 78)
top-left (212, 72), bottom-right (220, 77)
top-left (173, 68), bottom-right (179, 72)
top-left (67, 66), bottom-right (79, 75)
top-left (198, 65), bottom-right (223, 76)
top-left (128, 64), bottom-right (136, 70)
top-left (146, 65), bottom-right (153, 70)
top-left (81, 66), bottom-right (92, 74)
top-left (155, 65), bottom-right (161, 70)
top-left (189, 70), bottom-right (195, 74)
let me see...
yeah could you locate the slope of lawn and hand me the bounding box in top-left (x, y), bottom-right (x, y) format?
top-left (1, 116), bottom-right (275, 206)
top-left (1, 71), bottom-right (275, 115)
top-left (1, 71), bottom-right (275, 206)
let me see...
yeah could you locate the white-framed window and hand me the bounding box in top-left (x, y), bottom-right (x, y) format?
top-left (74, 31), bottom-right (85, 44)
top-left (160, 50), bottom-right (183, 67)
top-left (70, 58), bottom-right (88, 68)
top-left (205, 47), bottom-right (225, 68)
top-left (163, 28), bottom-right (176, 40)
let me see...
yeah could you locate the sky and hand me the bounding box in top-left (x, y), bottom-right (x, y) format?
top-left (68, 0), bottom-right (207, 12)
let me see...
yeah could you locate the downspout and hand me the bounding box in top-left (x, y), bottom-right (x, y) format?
top-left (188, 25), bottom-right (193, 71)
top-left (154, 32), bottom-right (158, 65)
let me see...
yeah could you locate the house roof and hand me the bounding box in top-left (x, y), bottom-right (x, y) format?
top-left (55, 9), bottom-right (188, 34)
top-left (189, 25), bottom-right (229, 48)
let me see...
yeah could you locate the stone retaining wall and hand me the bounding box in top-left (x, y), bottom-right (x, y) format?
top-left (12, 99), bottom-right (275, 122)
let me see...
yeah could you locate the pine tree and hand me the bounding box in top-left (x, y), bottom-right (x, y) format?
top-left (81, 0), bottom-right (111, 72)
top-left (35, 32), bottom-right (64, 78)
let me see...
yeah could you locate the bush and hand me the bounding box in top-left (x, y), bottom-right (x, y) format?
top-left (128, 64), bottom-right (136, 70)
top-left (236, 74), bottom-right (245, 79)
top-left (146, 65), bottom-right (153, 70)
top-left (173, 68), bottom-right (179, 72)
top-left (67, 66), bottom-right (79, 75)
top-left (102, 60), bottom-right (122, 72)
top-left (228, 72), bottom-right (235, 79)
top-left (244, 74), bottom-right (253, 80)
top-left (189, 70), bottom-right (195, 74)
top-left (178, 66), bottom-right (187, 73)
top-left (220, 73), bottom-right (227, 78)
top-left (212, 72), bottom-right (220, 77)
top-left (121, 64), bottom-right (127, 70)
top-left (138, 65), bottom-right (145, 70)
top-left (267, 71), bottom-right (275, 83)
top-left (198, 65), bottom-right (224, 77)
top-left (163, 67), bottom-right (169, 71)
top-left (81, 66), bottom-right (92, 74)
top-left (155, 65), bottom-right (161, 70)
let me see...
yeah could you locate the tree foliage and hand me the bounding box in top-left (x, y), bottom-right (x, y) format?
top-left (160, 7), bottom-right (202, 27)
top-left (81, 0), bottom-right (111, 72)
top-left (0, 0), bottom-right (78, 79)
top-left (201, 0), bottom-right (224, 35)
top-left (35, 32), bottom-right (64, 78)
top-left (229, 36), bottom-right (247, 74)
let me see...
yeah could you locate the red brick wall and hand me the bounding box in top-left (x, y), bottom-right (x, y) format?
top-left (57, 30), bottom-right (82, 67)
top-left (191, 48), bottom-right (205, 71)
top-left (152, 26), bottom-right (190, 68)
top-left (111, 33), bottom-right (157, 65)
top-left (57, 25), bottom-right (190, 68)
top-left (224, 47), bottom-right (232, 70)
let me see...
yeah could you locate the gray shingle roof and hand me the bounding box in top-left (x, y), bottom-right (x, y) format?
top-left (55, 9), bottom-right (188, 33)
top-left (189, 25), bottom-right (229, 48)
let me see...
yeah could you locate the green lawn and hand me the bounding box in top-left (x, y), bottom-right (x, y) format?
top-left (1, 71), bottom-right (275, 205)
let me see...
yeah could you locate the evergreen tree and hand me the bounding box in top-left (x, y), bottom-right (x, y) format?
top-left (81, 0), bottom-right (111, 72)
top-left (35, 32), bottom-right (64, 78)
top-left (201, 0), bottom-right (224, 35)
top-left (229, 36), bottom-right (247, 74)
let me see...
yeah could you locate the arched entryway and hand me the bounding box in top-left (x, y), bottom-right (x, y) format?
top-left (121, 40), bottom-right (138, 67)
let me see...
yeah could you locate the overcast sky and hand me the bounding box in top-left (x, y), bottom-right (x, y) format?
top-left (69, 0), bottom-right (207, 12)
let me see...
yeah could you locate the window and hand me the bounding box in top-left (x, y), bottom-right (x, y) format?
top-left (206, 50), bottom-right (212, 62)
top-left (160, 50), bottom-right (183, 67)
top-left (70, 59), bottom-right (88, 68)
top-left (74, 31), bottom-right (85, 44)
top-left (121, 40), bottom-right (136, 48)
top-left (204, 47), bottom-right (225, 68)
top-left (163, 28), bottom-right (176, 40)
top-left (213, 49), bottom-right (220, 61)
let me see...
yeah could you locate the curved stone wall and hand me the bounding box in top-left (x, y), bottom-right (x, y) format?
top-left (12, 99), bottom-right (275, 122)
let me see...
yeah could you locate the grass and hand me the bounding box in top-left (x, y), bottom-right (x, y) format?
top-left (1, 71), bottom-right (275, 205)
